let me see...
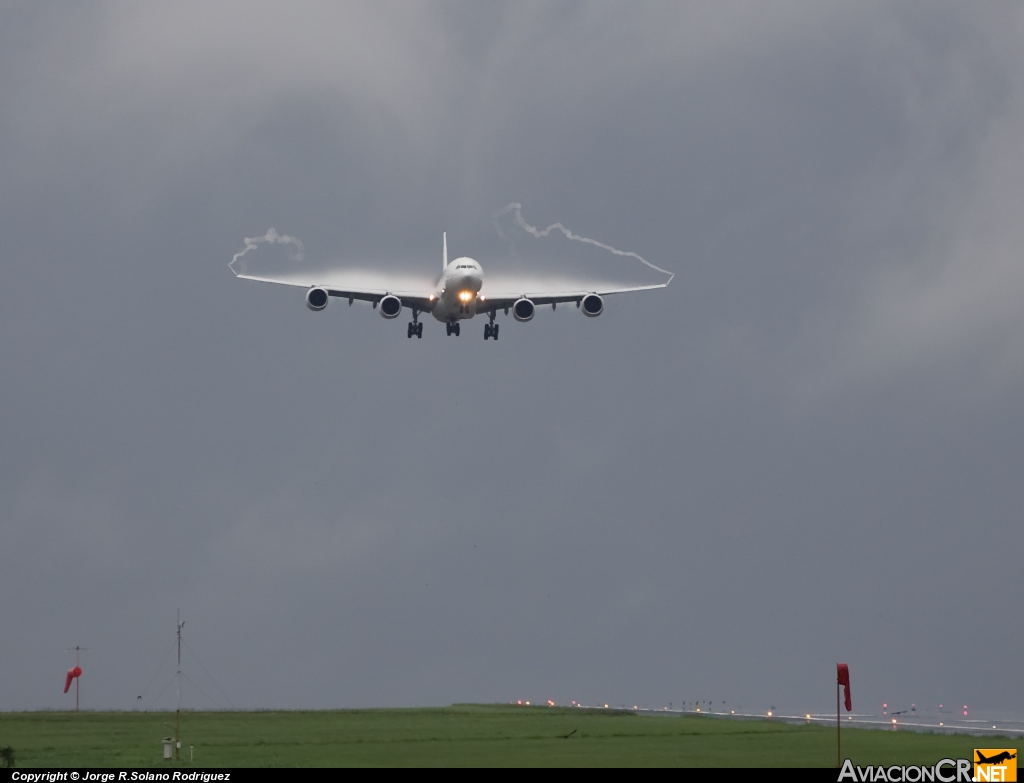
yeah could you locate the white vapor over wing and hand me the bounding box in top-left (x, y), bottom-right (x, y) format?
top-left (228, 228), bottom-right (305, 275)
top-left (492, 203), bottom-right (674, 284)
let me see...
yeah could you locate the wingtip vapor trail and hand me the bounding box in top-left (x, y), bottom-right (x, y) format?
top-left (492, 203), bottom-right (675, 285)
top-left (229, 228), bottom-right (305, 276)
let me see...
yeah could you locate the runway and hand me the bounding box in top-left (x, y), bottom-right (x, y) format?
top-left (572, 705), bottom-right (1024, 739)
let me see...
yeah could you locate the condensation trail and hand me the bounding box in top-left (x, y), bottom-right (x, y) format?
top-left (228, 228), bottom-right (305, 275)
top-left (493, 203), bottom-right (674, 284)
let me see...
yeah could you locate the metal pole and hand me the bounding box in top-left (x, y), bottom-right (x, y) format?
top-left (176, 610), bottom-right (182, 762)
top-left (837, 678), bottom-right (841, 768)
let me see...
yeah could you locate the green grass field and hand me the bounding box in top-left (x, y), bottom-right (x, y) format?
top-left (0, 705), bottom-right (1011, 767)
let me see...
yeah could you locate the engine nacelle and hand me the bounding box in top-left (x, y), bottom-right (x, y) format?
top-left (378, 294), bottom-right (402, 319)
top-left (513, 298), bottom-right (535, 322)
top-left (306, 287), bottom-right (329, 311)
top-left (580, 293), bottom-right (604, 317)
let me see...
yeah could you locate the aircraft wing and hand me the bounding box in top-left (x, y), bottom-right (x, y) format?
top-left (233, 271), bottom-right (437, 313)
top-left (478, 282), bottom-right (669, 312)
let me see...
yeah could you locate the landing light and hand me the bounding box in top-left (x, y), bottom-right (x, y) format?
top-left (458, 291), bottom-right (473, 302)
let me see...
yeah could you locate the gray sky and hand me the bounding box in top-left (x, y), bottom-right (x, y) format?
top-left (2, 1), bottom-right (1022, 715)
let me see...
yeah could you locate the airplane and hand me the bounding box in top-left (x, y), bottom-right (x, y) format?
top-left (976, 752), bottom-right (1016, 765)
top-left (232, 234), bottom-right (669, 339)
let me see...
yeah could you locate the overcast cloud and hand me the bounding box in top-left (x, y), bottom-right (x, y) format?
top-left (1, 1), bottom-right (1021, 715)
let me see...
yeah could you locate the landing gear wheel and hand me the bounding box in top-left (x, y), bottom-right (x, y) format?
top-left (407, 323), bottom-right (414, 339)
top-left (416, 322), bottom-right (423, 338)
top-left (454, 323), bottom-right (460, 336)
top-left (484, 323), bottom-right (492, 340)
top-left (492, 323), bottom-right (499, 340)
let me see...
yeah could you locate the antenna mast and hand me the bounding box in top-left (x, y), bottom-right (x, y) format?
top-left (175, 610), bottom-right (184, 761)
top-left (65, 645), bottom-right (89, 711)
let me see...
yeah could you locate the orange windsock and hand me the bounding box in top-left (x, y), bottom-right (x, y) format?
top-left (63, 666), bottom-right (82, 694)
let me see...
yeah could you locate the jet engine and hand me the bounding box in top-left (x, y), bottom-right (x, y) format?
top-left (580, 293), bottom-right (604, 317)
top-left (513, 298), bottom-right (535, 322)
top-left (306, 287), bottom-right (329, 311)
top-left (378, 294), bottom-right (402, 319)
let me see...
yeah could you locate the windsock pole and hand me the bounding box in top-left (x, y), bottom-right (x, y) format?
top-left (65, 646), bottom-right (88, 712)
top-left (836, 663), bottom-right (852, 767)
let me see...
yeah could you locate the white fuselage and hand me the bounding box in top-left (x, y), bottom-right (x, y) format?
top-left (430, 256), bottom-right (484, 322)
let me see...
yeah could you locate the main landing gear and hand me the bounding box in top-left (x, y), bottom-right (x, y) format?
top-left (446, 321), bottom-right (461, 337)
top-left (407, 310), bottom-right (423, 339)
top-left (484, 312), bottom-right (499, 341)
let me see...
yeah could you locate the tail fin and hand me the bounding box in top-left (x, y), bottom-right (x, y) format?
top-left (443, 232), bottom-right (448, 271)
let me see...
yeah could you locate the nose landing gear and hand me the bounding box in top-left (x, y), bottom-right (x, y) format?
top-left (446, 321), bottom-right (461, 337)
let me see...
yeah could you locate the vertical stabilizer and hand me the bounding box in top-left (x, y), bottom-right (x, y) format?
top-left (442, 232), bottom-right (448, 270)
